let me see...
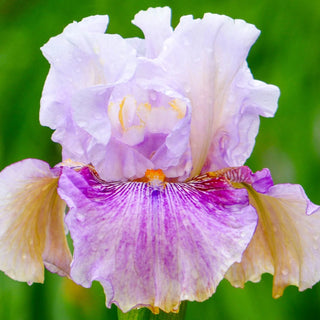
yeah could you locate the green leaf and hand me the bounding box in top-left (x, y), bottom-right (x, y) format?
top-left (117, 301), bottom-right (187, 320)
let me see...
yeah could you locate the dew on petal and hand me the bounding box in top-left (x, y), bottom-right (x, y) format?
top-left (76, 214), bottom-right (85, 222)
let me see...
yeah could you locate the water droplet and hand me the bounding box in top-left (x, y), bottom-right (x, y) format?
top-left (98, 234), bottom-right (104, 241)
top-left (184, 85), bottom-right (191, 93)
top-left (77, 214), bottom-right (85, 222)
top-left (313, 244), bottom-right (318, 250)
top-left (78, 120), bottom-right (88, 127)
top-left (22, 254), bottom-right (27, 260)
top-left (314, 235), bottom-right (319, 241)
top-left (149, 91), bottom-right (157, 101)
top-left (94, 113), bottom-right (103, 120)
top-left (281, 269), bottom-right (289, 276)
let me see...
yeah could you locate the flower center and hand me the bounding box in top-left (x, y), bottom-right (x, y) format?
top-left (145, 169), bottom-right (165, 183)
top-left (107, 95), bottom-right (187, 139)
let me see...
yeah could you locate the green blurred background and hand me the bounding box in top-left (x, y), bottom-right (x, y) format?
top-left (0, 0), bottom-right (320, 319)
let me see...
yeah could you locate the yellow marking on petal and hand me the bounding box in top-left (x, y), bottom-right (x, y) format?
top-left (245, 186), bottom-right (302, 298)
top-left (169, 99), bottom-right (186, 119)
top-left (117, 97), bottom-right (148, 133)
top-left (57, 159), bottom-right (86, 169)
top-left (107, 101), bottom-right (114, 112)
top-left (139, 102), bottom-right (151, 112)
top-left (118, 97), bottom-right (126, 131)
top-left (136, 102), bottom-right (151, 126)
top-left (207, 168), bottom-right (233, 179)
top-left (2, 176), bottom-right (71, 283)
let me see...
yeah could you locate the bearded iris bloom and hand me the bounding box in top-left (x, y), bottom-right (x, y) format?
top-left (0, 6), bottom-right (320, 315)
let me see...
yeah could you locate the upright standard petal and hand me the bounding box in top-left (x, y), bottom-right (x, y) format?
top-left (157, 13), bottom-right (280, 176)
top-left (40, 15), bottom-right (110, 129)
top-left (223, 167), bottom-right (320, 297)
top-left (40, 15), bottom-right (137, 169)
top-left (132, 7), bottom-right (173, 58)
top-left (40, 10), bottom-right (280, 183)
top-left (58, 166), bottom-right (257, 313)
top-left (0, 159), bottom-right (71, 283)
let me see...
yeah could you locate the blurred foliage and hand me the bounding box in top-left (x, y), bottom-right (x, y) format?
top-left (0, 0), bottom-right (320, 319)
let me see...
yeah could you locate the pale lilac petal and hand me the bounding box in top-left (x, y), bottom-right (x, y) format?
top-left (157, 14), bottom-right (279, 177)
top-left (129, 60), bottom-right (193, 179)
top-left (132, 7), bottom-right (173, 58)
top-left (223, 166), bottom-right (273, 193)
top-left (102, 79), bottom-right (192, 180)
top-left (71, 86), bottom-right (111, 145)
top-left (40, 10), bottom-right (280, 183)
top-left (224, 168), bottom-right (320, 297)
top-left (65, 15), bottom-right (110, 34)
top-left (41, 15), bottom-right (109, 72)
top-left (150, 102), bottom-right (192, 180)
top-left (58, 167), bottom-right (257, 313)
top-left (89, 140), bottom-right (154, 181)
top-left (40, 16), bottom-right (137, 143)
top-left (40, 15), bottom-right (109, 129)
top-left (0, 159), bottom-right (71, 283)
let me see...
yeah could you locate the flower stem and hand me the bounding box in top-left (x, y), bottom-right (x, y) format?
top-left (117, 301), bottom-right (187, 320)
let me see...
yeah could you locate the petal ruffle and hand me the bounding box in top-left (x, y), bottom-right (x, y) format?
top-left (132, 7), bottom-right (173, 58)
top-left (157, 13), bottom-right (280, 176)
top-left (58, 166), bottom-right (257, 313)
top-left (0, 159), bottom-right (71, 283)
top-left (224, 167), bottom-right (320, 297)
top-left (40, 15), bottom-right (137, 159)
top-left (40, 15), bottom-right (110, 129)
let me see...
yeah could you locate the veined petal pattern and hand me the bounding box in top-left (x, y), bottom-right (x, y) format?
top-left (58, 166), bottom-right (258, 313)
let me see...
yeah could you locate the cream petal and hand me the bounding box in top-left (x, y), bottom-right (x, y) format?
top-left (0, 159), bottom-right (71, 283)
top-left (225, 172), bottom-right (320, 297)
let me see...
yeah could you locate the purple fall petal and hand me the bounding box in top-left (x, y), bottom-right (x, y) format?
top-left (58, 166), bottom-right (257, 313)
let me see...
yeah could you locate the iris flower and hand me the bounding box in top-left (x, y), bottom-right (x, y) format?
top-left (1, 7), bottom-right (319, 315)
